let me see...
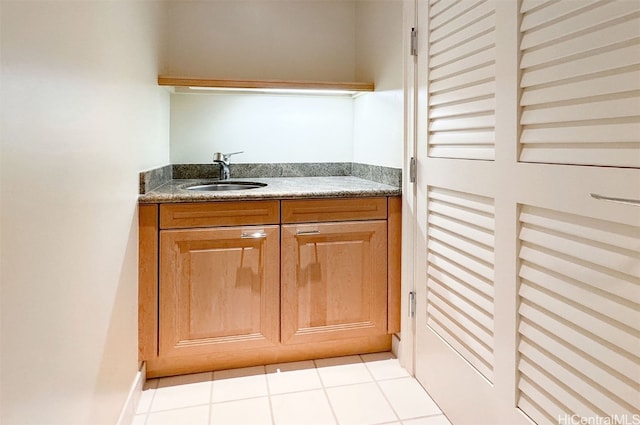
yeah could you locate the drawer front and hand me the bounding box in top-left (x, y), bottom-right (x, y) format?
top-left (160, 200), bottom-right (280, 229)
top-left (281, 197), bottom-right (388, 223)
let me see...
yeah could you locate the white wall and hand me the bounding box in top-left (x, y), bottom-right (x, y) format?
top-left (162, 0), bottom-right (357, 81)
top-left (0, 1), bottom-right (169, 424)
top-left (170, 93), bottom-right (354, 164)
top-left (353, 1), bottom-right (404, 168)
top-left (164, 0), bottom-right (403, 169)
top-left (163, 0), bottom-right (358, 165)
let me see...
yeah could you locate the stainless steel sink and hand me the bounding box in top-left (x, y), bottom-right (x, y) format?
top-left (185, 181), bottom-right (267, 191)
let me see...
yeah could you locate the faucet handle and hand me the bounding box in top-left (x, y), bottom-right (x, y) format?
top-left (213, 151), bottom-right (244, 163)
top-left (223, 151), bottom-right (244, 162)
top-left (225, 151), bottom-right (244, 157)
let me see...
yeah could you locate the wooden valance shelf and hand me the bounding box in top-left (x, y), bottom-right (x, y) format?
top-left (157, 76), bottom-right (374, 94)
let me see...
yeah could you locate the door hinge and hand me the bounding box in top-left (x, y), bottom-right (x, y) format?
top-left (408, 291), bottom-right (416, 318)
top-left (409, 157), bottom-right (417, 183)
top-left (410, 28), bottom-right (418, 56)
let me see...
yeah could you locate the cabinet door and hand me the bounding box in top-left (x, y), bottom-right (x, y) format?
top-left (281, 221), bottom-right (388, 345)
top-left (159, 225), bottom-right (279, 358)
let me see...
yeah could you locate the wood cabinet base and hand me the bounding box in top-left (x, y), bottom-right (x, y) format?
top-left (145, 334), bottom-right (391, 378)
top-left (140, 197), bottom-right (401, 379)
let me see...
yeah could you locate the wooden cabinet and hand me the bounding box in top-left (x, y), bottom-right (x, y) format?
top-left (280, 197), bottom-right (390, 345)
top-left (139, 197), bottom-right (401, 377)
top-left (159, 225), bottom-right (280, 358)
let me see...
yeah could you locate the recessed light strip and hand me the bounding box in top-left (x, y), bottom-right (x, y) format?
top-left (187, 86), bottom-right (358, 96)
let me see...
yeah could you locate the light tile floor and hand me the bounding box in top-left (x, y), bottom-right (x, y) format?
top-left (133, 352), bottom-right (452, 425)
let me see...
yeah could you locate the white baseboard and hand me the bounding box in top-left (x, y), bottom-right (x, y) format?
top-left (116, 362), bottom-right (146, 425)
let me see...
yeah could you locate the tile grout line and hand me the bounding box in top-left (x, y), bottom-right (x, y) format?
top-left (211, 366), bottom-right (272, 424)
top-left (210, 394), bottom-right (273, 405)
top-left (263, 364), bottom-right (277, 425)
top-left (359, 356), bottom-right (452, 424)
top-left (360, 354), bottom-right (403, 425)
top-left (313, 358), bottom-right (341, 425)
top-left (404, 413), bottom-right (452, 424)
top-left (207, 372), bottom-right (214, 425)
top-left (142, 403), bottom-right (213, 415)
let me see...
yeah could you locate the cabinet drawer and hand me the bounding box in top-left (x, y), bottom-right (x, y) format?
top-left (281, 197), bottom-right (387, 223)
top-left (160, 200), bottom-right (280, 229)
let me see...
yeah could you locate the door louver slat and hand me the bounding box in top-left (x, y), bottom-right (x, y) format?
top-left (519, 0), bottom-right (640, 167)
top-left (428, 0), bottom-right (496, 160)
top-left (517, 205), bottom-right (640, 424)
top-left (427, 187), bottom-right (496, 382)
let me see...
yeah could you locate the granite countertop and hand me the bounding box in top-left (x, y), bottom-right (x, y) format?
top-left (138, 176), bottom-right (402, 204)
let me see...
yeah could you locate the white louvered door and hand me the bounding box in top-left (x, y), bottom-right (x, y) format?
top-left (413, 1), bottom-right (640, 424)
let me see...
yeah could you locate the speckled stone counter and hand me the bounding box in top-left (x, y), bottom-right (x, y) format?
top-left (138, 176), bottom-right (401, 204)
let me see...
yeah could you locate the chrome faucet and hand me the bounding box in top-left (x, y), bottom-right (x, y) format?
top-left (213, 151), bottom-right (243, 180)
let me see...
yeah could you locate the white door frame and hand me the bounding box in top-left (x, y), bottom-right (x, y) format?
top-left (397, 0), bottom-right (419, 374)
